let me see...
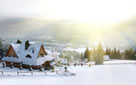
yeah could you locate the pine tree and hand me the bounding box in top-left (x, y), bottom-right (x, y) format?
top-left (95, 42), bottom-right (104, 65)
top-left (133, 50), bottom-right (136, 60)
top-left (109, 48), bottom-right (112, 58)
top-left (88, 50), bottom-right (92, 62)
top-left (124, 48), bottom-right (135, 60)
top-left (80, 53), bottom-right (84, 61)
top-left (0, 38), bottom-right (3, 49)
top-left (0, 38), bottom-right (9, 58)
top-left (84, 47), bottom-right (89, 58)
top-left (0, 39), bottom-right (3, 58)
top-left (91, 47), bottom-right (96, 61)
top-left (84, 47), bottom-right (91, 62)
top-left (116, 50), bottom-right (121, 59)
top-left (106, 48), bottom-right (109, 55)
top-left (110, 49), bottom-right (114, 59)
top-left (113, 48), bottom-right (117, 59)
top-left (106, 47), bottom-right (113, 58)
top-left (124, 49), bottom-right (129, 59)
top-left (129, 48), bottom-right (135, 60)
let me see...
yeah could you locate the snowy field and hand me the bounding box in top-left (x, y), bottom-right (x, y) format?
top-left (0, 60), bottom-right (136, 85)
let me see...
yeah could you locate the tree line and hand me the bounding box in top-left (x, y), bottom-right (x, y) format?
top-left (0, 38), bottom-right (9, 59)
top-left (1, 38), bottom-right (136, 64)
top-left (84, 45), bottom-right (136, 64)
top-left (60, 42), bottom-right (105, 65)
top-left (84, 42), bottom-right (104, 64)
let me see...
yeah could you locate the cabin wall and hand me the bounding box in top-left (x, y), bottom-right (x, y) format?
top-left (5, 61), bottom-right (42, 69)
top-left (7, 46), bottom-right (17, 57)
top-left (38, 45), bottom-right (46, 57)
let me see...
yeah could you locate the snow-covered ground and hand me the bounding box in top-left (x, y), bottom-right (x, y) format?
top-left (0, 60), bottom-right (136, 85)
top-left (104, 60), bottom-right (136, 64)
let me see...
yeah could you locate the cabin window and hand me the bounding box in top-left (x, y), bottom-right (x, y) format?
top-left (32, 50), bottom-right (34, 53)
top-left (50, 59), bottom-right (55, 63)
top-left (26, 55), bottom-right (32, 58)
top-left (13, 56), bottom-right (17, 58)
top-left (40, 53), bottom-right (44, 57)
top-left (29, 48), bottom-right (34, 54)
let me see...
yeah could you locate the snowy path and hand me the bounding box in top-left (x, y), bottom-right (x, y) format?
top-left (0, 64), bottom-right (136, 85)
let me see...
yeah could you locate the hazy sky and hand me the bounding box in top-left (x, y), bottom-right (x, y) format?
top-left (1, 0), bottom-right (136, 23)
top-left (0, 0), bottom-right (136, 48)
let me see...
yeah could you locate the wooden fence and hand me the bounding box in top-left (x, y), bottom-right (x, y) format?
top-left (0, 71), bottom-right (47, 76)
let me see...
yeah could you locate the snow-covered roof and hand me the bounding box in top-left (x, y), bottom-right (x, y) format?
top-left (37, 55), bottom-right (55, 65)
top-left (104, 55), bottom-right (110, 61)
top-left (11, 43), bottom-right (41, 59)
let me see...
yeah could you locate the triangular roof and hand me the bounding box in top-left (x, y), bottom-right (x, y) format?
top-left (10, 43), bottom-right (42, 58)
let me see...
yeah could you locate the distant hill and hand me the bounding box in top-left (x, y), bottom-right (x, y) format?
top-left (0, 18), bottom-right (136, 49)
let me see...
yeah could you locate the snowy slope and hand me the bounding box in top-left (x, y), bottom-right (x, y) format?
top-left (0, 60), bottom-right (136, 85)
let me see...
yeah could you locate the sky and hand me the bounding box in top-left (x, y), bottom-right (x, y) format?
top-left (0, 0), bottom-right (136, 48)
top-left (1, 0), bottom-right (136, 23)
